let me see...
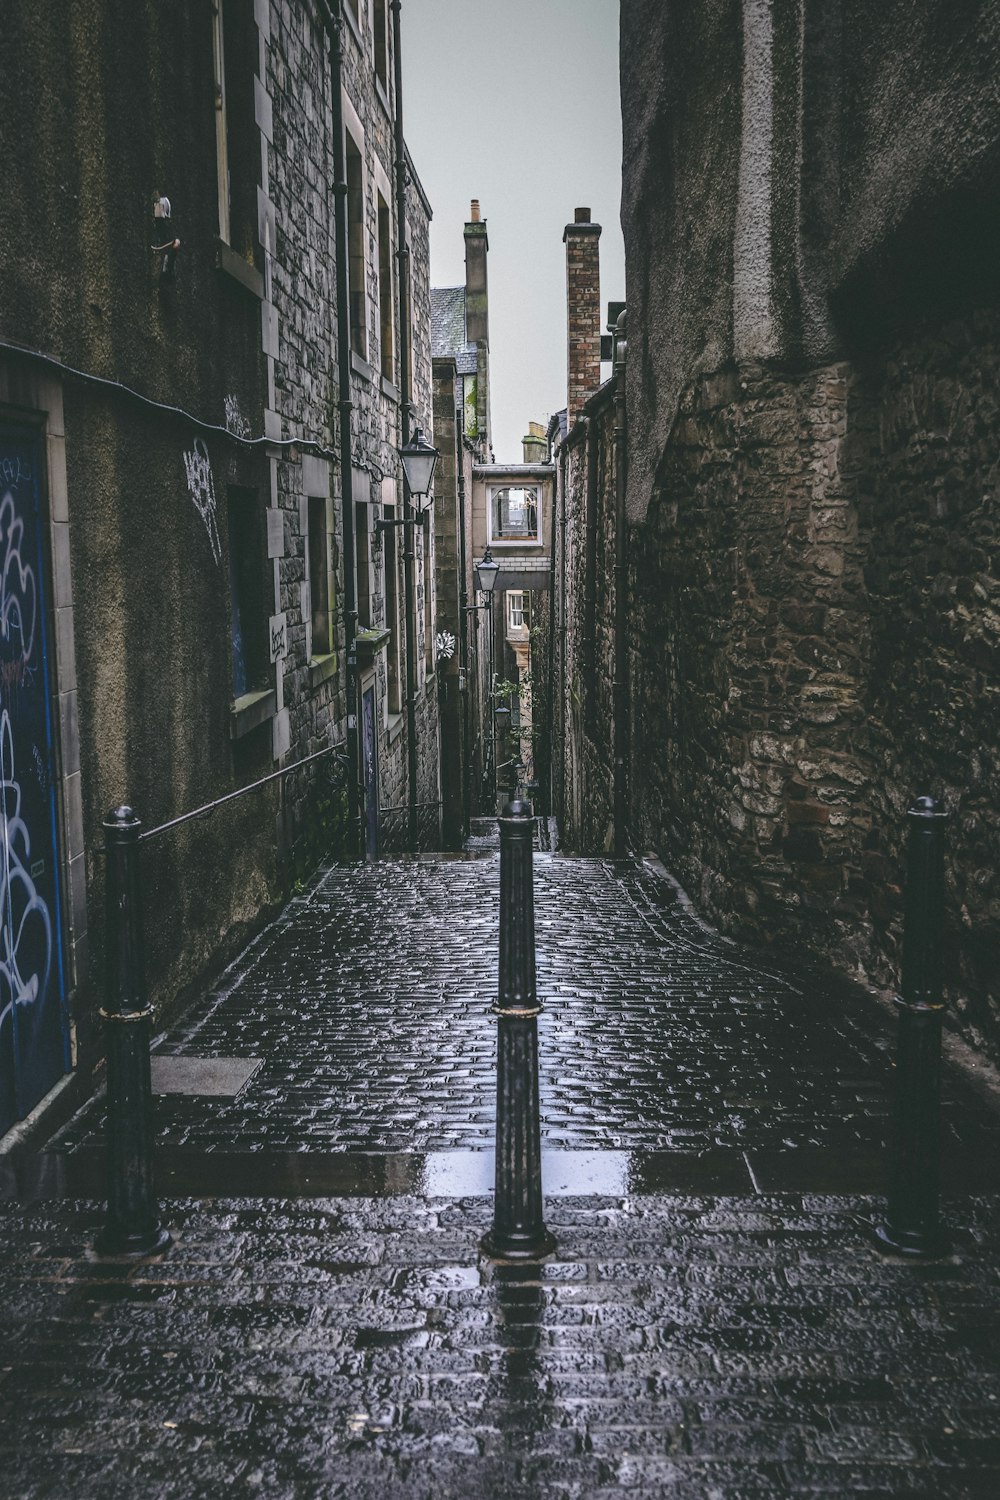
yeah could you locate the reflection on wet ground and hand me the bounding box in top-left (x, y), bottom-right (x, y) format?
top-left (47, 853), bottom-right (1000, 1171)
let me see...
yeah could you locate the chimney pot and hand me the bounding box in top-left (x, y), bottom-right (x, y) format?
top-left (470, 199), bottom-right (481, 222)
top-left (574, 207), bottom-right (591, 224)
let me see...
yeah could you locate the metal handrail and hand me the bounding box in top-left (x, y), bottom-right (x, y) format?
top-left (139, 744), bottom-right (346, 843)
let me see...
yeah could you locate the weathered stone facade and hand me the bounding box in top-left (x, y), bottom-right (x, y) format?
top-left (551, 1), bottom-right (1000, 1062)
top-left (266, 0), bottom-right (439, 854)
top-left (0, 0), bottom-right (439, 1137)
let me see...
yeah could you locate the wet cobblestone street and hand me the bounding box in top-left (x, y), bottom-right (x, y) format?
top-left (2, 846), bottom-right (999, 1497)
top-left (50, 851), bottom-right (999, 1168)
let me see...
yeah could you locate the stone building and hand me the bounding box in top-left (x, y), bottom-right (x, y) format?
top-left (431, 202), bottom-right (495, 840)
top-left (555, 2), bottom-right (1000, 1062)
top-left (0, 0), bottom-right (437, 1139)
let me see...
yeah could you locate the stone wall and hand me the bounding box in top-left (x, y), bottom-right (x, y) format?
top-left (599, 0), bottom-right (1000, 1060)
top-left (266, 0), bottom-right (439, 851)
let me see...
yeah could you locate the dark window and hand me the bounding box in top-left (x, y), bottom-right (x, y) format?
top-left (346, 135), bottom-right (367, 359)
top-left (308, 496), bottom-right (331, 657)
top-left (356, 502), bottom-right (371, 627)
top-left (213, 0), bottom-right (261, 267)
top-left (491, 486), bottom-right (539, 541)
top-left (377, 193), bottom-right (394, 381)
top-left (228, 487), bottom-right (268, 698)
top-left (374, 0), bottom-right (389, 91)
top-left (383, 505), bottom-right (401, 712)
top-left (422, 521), bottom-right (433, 674)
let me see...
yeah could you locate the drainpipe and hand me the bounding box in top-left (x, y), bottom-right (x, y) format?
top-left (390, 0), bottom-right (419, 853)
top-left (318, 0), bottom-right (361, 858)
top-left (557, 438), bottom-right (568, 832)
top-left (545, 439), bottom-right (558, 822)
top-left (612, 312), bottom-right (628, 858)
top-left (456, 412), bottom-right (471, 836)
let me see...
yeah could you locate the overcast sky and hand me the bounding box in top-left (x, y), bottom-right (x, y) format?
top-left (401, 0), bottom-right (625, 463)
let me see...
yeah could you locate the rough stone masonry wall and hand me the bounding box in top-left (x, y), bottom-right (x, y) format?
top-left (556, 395), bottom-right (618, 854)
top-left (266, 0), bottom-right (438, 842)
top-left (629, 323), bottom-right (1000, 1061)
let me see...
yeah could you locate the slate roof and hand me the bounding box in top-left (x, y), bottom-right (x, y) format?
top-left (431, 286), bottom-right (478, 375)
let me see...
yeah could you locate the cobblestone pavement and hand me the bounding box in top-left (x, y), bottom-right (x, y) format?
top-left (5, 847), bottom-right (998, 1496)
top-left (1, 1192), bottom-right (999, 1499)
top-left (51, 851), bottom-right (999, 1168)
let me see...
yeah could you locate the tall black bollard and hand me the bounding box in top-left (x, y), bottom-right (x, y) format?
top-left (481, 799), bottom-right (556, 1261)
top-left (96, 807), bottom-right (171, 1257)
top-left (876, 796), bottom-right (949, 1258)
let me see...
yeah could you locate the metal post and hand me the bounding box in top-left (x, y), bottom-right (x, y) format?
top-left (876, 795), bottom-right (949, 1258)
top-left (481, 799), bottom-right (555, 1260)
top-left (96, 807), bottom-right (170, 1257)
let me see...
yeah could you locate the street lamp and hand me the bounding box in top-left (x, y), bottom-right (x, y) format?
top-left (474, 545), bottom-right (499, 597)
top-left (399, 425), bottom-right (439, 509)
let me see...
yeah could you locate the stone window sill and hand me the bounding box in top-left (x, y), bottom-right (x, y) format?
top-left (215, 240), bottom-right (264, 300)
top-left (386, 711), bottom-right (404, 745)
top-left (230, 688), bottom-right (275, 740)
top-left (381, 375), bottom-right (400, 403)
top-left (351, 350), bottom-right (374, 383)
top-left (308, 652), bottom-right (338, 691)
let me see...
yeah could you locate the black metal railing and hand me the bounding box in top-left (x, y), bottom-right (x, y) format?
top-left (377, 801), bottom-right (442, 854)
top-left (96, 742), bottom-right (345, 1258)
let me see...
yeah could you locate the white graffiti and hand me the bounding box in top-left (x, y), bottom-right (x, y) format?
top-left (0, 709), bottom-right (53, 1044)
top-left (182, 438), bottom-right (222, 565)
top-left (224, 395), bottom-right (251, 441)
top-left (0, 456), bottom-right (31, 488)
top-left (0, 488), bottom-right (38, 702)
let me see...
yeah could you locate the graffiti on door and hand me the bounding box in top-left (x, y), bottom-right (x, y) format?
top-left (0, 426), bottom-right (69, 1135)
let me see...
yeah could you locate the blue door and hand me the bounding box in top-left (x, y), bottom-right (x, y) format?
top-left (0, 425), bottom-right (69, 1135)
top-left (362, 686), bottom-right (378, 859)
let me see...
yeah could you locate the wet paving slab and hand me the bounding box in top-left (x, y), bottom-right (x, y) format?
top-left (0, 1191), bottom-right (998, 1498)
top-left (47, 852), bottom-right (1000, 1174)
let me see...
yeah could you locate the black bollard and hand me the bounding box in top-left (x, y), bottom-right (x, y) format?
top-left (481, 800), bottom-right (555, 1261)
top-left (875, 796), bottom-right (949, 1258)
top-left (95, 807), bottom-right (171, 1257)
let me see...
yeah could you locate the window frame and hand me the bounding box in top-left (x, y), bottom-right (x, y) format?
top-left (487, 484), bottom-right (542, 546)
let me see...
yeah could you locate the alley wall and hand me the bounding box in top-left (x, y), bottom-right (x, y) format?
top-left (553, 0), bottom-right (1000, 1062)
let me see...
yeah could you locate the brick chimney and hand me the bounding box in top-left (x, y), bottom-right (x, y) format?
top-left (464, 199), bottom-right (489, 345)
top-left (564, 206), bottom-right (602, 426)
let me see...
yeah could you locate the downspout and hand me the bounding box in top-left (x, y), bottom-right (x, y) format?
top-left (456, 412), bottom-right (471, 836)
top-left (318, 0), bottom-right (361, 857)
top-left (390, 0), bottom-right (419, 853)
top-left (612, 312), bottom-right (629, 858)
top-left (545, 437), bottom-right (558, 822)
top-left (557, 438), bottom-right (568, 833)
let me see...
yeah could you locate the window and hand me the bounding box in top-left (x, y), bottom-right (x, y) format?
top-left (211, 2), bottom-right (230, 244)
top-left (211, 0), bottom-right (261, 268)
top-left (228, 488), bottom-right (268, 698)
top-left (490, 485), bottom-right (540, 543)
top-left (355, 502), bottom-right (371, 627)
top-left (382, 504), bottom-right (402, 712)
top-left (506, 590), bottom-right (526, 633)
top-left (346, 134), bottom-right (367, 359)
top-left (307, 497), bottom-right (332, 658)
top-left (373, 0), bottom-right (389, 93)
top-left (377, 192), bottom-right (394, 382)
top-left (422, 520), bottom-right (433, 675)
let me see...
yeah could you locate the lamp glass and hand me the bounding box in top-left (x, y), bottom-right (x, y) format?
top-left (475, 546), bottom-right (500, 596)
top-left (400, 425), bottom-right (439, 498)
